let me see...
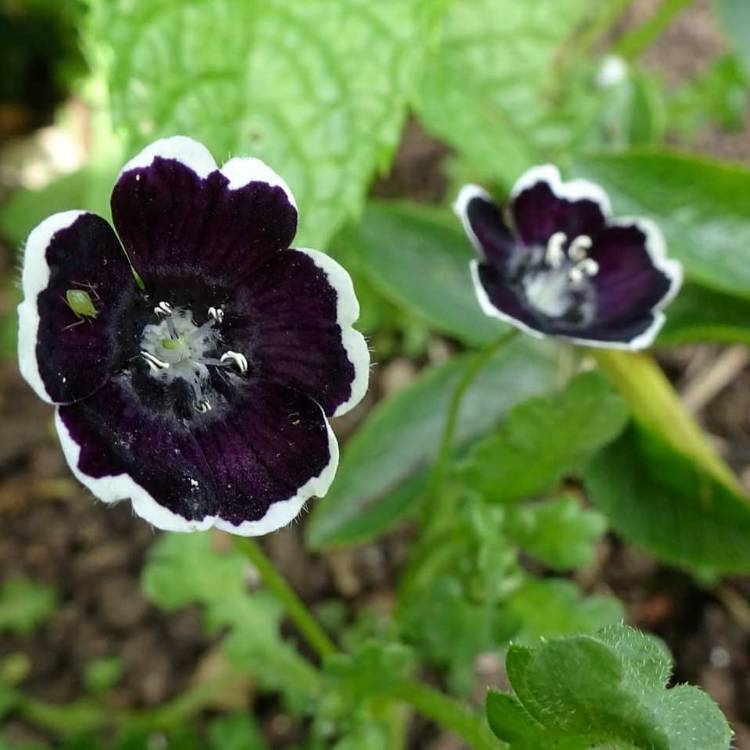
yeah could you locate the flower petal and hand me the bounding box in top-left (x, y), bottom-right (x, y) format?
top-left (453, 185), bottom-right (516, 266)
top-left (470, 260), bottom-right (545, 339)
top-left (227, 248), bottom-right (369, 417)
top-left (56, 374), bottom-right (337, 536)
top-left (590, 218), bottom-right (682, 322)
top-left (511, 164), bottom-right (610, 247)
top-left (111, 136), bottom-right (298, 286)
top-left (18, 211), bottom-right (137, 405)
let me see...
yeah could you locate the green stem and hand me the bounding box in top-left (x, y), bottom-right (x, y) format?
top-left (577, 0), bottom-right (635, 56)
top-left (426, 330), bottom-right (518, 525)
top-left (386, 680), bottom-right (503, 750)
top-left (232, 537), bottom-right (336, 660)
top-left (614, 0), bottom-right (695, 61)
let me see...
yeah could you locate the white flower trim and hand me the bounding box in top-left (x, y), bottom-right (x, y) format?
top-left (452, 184), bottom-right (495, 259)
top-left (511, 164), bottom-right (613, 218)
top-left (118, 135), bottom-right (297, 210)
top-left (295, 247), bottom-right (371, 417)
top-left (55, 406), bottom-right (339, 536)
top-left (18, 210), bottom-right (88, 404)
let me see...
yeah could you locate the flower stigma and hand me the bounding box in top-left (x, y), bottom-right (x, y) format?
top-left (140, 303), bottom-right (247, 412)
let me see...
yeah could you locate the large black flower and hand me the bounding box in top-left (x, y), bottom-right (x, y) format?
top-left (18, 136), bottom-right (369, 535)
top-left (454, 165), bottom-right (682, 349)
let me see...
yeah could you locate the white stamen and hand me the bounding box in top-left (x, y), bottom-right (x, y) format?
top-left (195, 399), bottom-right (211, 413)
top-left (580, 258), bottom-right (599, 276)
top-left (141, 351), bottom-right (170, 371)
top-left (568, 235), bottom-right (592, 261)
top-left (545, 232), bottom-right (567, 268)
top-left (208, 306), bottom-right (224, 323)
top-left (155, 301), bottom-right (173, 316)
top-left (221, 351), bottom-right (248, 374)
top-left (567, 267), bottom-right (585, 285)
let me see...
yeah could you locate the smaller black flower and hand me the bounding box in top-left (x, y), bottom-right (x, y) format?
top-left (17, 136), bottom-right (370, 536)
top-left (454, 165), bottom-right (682, 349)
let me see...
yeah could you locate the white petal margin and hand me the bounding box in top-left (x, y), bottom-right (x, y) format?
top-left (469, 259), bottom-right (544, 340)
top-left (221, 156), bottom-right (297, 210)
top-left (119, 135), bottom-right (297, 212)
top-left (215, 417), bottom-right (339, 536)
top-left (511, 164), bottom-right (613, 218)
top-left (118, 135), bottom-right (217, 181)
top-left (54, 406), bottom-right (339, 536)
top-left (18, 210), bottom-right (88, 404)
top-left (452, 184), bottom-right (494, 258)
top-left (295, 247), bottom-right (371, 417)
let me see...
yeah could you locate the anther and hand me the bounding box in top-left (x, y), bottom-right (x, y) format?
top-left (195, 399), bottom-right (212, 413)
top-left (154, 301), bottom-right (173, 317)
top-left (580, 258), bottom-right (599, 276)
top-left (545, 232), bottom-right (567, 268)
top-left (208, 306), bottom-right (224, 323)
top-left (221, 351), bottom-right (248, 374)
top-left (567, 267), bottom-right (585, 285)
top-left (141, 351), bottom-right (170, 371)
top-left (568, 235), bottom-right (592, 261)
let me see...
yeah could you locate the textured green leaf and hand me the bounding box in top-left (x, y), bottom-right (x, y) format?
top-left (91, 0), bottom-right (441, 247)
top-left (416, 0), bottom-right (596, 182)
top-left (571, 152), bottom-right (750, 299)
top-left (143, 534), bottom-right (318, 712)
top-left (584, 426), bottom-right (750, 573)
top-left (461, 371), bottom-right (629, 504)
top-left (340, 201), bottom-right (501, 345)
top-left (306, 338), bottom-right (558, 549)
top-left (506, 497), bottom-right (607, 570)
top-left (0, 577), bottom-right (57, 635)
top-left (491, 624), bottom-right (731, 750)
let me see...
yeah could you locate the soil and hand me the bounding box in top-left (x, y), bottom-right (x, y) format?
top-left (3, 1), bottom-right (750, 748)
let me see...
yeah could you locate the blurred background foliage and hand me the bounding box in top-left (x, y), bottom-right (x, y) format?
top-left (2, 0), bottom-right (750, 748)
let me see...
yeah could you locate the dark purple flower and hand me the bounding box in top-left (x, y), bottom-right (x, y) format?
top-left (454, 165), bottom-right (682, 349)
top-left (18, 136), bottom-right (369, 535)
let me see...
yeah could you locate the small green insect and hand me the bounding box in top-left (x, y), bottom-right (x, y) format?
top-left (62, 281), bottom-right (100, 330)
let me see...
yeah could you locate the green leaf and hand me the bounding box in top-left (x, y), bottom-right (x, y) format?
top-left (338, 201), bottom-right (501, 346)
top-left (570, 152), bottom-right (750, 300)
top-left (207, 714), bottom-right (266, 750)
top-left (505, 579), bottom-right (623, 643)
top-left (91, 0), bottom-right (442, 248)
top-left (715, 0), bottom-right (750, 77)
top-left (489, 624), bottom-right (732, 750)
top-left (659, 282), bottom-right (750, 345)
top-left (306, 338), bottom-right (558, 549)
top-left (143, 534), bottom-right (318, 713)
top-left (0, 577), bottom-right (57, 635)
top-left (416, 0), bottom-right (595, 182)
top-left (584, 426), bottom-right (750, 572)
top-left (506, 497), bottom-right (607, 570)
top-left (461, 371), bottom-right (629, 504)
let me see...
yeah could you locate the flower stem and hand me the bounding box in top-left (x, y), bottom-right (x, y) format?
top-left (232, 537), bottom-right (337, 660)
top-left (426, 329), bottom-right (518, 528)
top-left (614, 0), bottom-right (695, 61)
top-left (386, 680), bottom-right (504, 750)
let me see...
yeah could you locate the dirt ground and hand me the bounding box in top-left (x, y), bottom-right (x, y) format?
top-left (3, 1), bottom-right (750, 748)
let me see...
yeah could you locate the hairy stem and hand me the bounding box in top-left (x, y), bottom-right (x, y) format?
top-left (232, 536), bottom-right (337, 660)
top-left (615, 0), bottom-right (695, 60)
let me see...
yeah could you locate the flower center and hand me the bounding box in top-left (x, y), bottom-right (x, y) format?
top-left (519, 232), bottom-right (598, 323)
top-left (139, 303), bottom-right (247, 413)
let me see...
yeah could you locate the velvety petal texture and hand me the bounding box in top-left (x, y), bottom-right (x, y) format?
top-left (18, 135), bottom-right (369, 536)
top-left (18, 211), bottom-right (137, 404)
top-left (455, 165), bottom-right (683, 350)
